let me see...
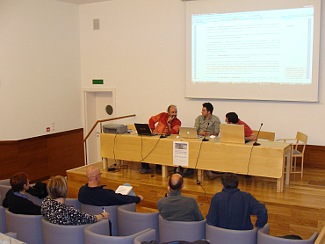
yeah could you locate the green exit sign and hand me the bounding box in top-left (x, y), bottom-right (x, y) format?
top-left (92, 79), bottom-right (104, 84)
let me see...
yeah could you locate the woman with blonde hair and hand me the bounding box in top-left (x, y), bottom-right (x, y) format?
top-left (41, 175), bottom-right (108, 225)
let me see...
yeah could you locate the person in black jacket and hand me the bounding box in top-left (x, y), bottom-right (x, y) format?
top-left (78, 165), bottom-right (143, 206)
top-left (2, 172), bottom-right (41, 215)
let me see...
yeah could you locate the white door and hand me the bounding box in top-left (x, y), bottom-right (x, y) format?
top-left (83, 88), bottom-right (115, 165)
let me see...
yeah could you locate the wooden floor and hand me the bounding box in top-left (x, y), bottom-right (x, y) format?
top-left (67, 161), bottom-right (325, 239)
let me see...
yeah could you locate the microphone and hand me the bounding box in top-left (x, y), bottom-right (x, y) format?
top-left (253, 123), bottom-right (263, 146)
top-left (202, 122), bottom-right (210, 141)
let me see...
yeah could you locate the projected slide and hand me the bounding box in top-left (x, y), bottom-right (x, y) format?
top-left (185, 0), bottom-right (320, 102)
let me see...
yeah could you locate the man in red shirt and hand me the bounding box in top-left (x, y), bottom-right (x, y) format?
top-left (225, 112), bottom-right (256, 141)
top-left (139, 105), bottom-right (182, 174)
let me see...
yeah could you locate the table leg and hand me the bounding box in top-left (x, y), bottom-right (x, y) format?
top-left (162, 165), bottom-right (167, 178)
top-left (102, 158), bottom-right (108, 171)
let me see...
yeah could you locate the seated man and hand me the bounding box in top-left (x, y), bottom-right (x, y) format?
top-left (195, 102), bottom-right (221, 137)
top-left (206, 173), bottom-right (268, 230)
top-left (3, 172), bottom-right (41, 215)
top-left (225, 112), bottom-right (256, 141)
top-left (139, 104), bottom-right (182, 174)
top-left (157, 173), bottom-right (204, 221)
top-left (78, 166), bottom-right (143, 206)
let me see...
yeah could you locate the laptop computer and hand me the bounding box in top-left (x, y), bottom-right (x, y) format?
top-left (134, 123), bottom-right (157, 136)
top-left (220, 124), bottom-right (245, 144)
top-left (179, 127), bottom-right (198, 139)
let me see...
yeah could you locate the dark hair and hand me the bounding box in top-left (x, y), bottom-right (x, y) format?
top-left (10, 172), bottom-right (29, 192)
top-left (168, 173), bottom-right (183, 191)
top-left (226, 112), bottom-right (239, 124)
top-left (167, 105), bottom-right (176, 113)
top-left (221, 173), bottom-right (239, 189)
top-left (203, 102), bottom-right (214, 114)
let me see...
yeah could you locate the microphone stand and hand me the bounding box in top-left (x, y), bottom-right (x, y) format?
top-left (202, 122), bottom-right (210, 141)
top-left (253, 123), bottom-right (263, 146)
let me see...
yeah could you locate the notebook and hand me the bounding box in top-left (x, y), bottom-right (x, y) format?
top-left (115, 185), bottom-right (133, 195)
top-left (179, 127), bottom-right (198, 139)
top-left (220, 124), bottom-right (245, 144)
top-left (134, 123), bottom-right (157, 136)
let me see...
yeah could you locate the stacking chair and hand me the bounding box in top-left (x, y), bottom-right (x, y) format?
top-left (133, 228), bottom-right (157, 244)
top-left (80, 203), bottom-right (132, 236)
top-left (257, 224), bottom-right (318, 244)
top-left (159, 215), bottom-right (206, 243)
top-left (5, 209), bottom-right (43, 244)
top-left (42, 218), bottom-right (89, 244)
top-left (118, 207), bottom-right (159, 240)
top-left (277, 131), bottom-right (308, 178)
top-left (206, 224), bottom-right (257, 244)
top-left (252, 130), bottom-right (276, 141)
top-left (84, 219), bottom-right (152, 244)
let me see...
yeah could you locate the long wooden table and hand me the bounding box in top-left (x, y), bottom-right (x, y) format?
top-left (100, 133), bottom-right (291, 192)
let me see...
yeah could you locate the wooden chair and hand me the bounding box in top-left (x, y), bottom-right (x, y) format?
top-left (257, 224), bottom-right (318, 244)
top-left (277, 131), bottom-right (308, 178)
top-left (252, 130), bottom-right (275, 141)
top-left (314, 223), bottom-right (325, 244)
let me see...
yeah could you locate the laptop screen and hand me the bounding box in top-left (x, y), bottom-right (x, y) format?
top-left (134, 123), bottom-right (153, 136)
top-left (179, 127), bottom-right (198, 139)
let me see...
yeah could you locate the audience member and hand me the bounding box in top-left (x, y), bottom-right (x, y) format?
top-left (41, 175), bottom-right (108, 225)
top-left (139, 105), bottom-right (182, 174)
top-left (2, 172), bottom-right (41, 215)
top-left (206, 173), bottom-right (268, 230)
top-left (225, 112), bottom-right (256, 141)
top-left (195, 102), bottom-right (221, 137)
top-left (157, 173), bottom-right (204, 221)
top-left (78, 165), bottom-right (143, 205)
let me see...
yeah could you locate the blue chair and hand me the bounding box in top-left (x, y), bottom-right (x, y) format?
top-left (42, 218), bottom-right (89, 244)
top-left (84, 219), bottom-right (152, 244)
top-left (0, 205), bottom-right (7, 233)
top-left (133, 228), bottom-right (156, 244)
top-left (159, 215), bottom-right (206, 243)
top-left (118, 207), bottom-right (159, 240)
top-left (206, 224), bottom-right (257, 244)
top-left (5, 209), bottom-right (43, 244)
top-left (257, 224), bottom-right (318, 244)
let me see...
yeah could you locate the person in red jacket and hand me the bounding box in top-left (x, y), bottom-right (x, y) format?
top-left (139, 105), bottom-right (182, 174)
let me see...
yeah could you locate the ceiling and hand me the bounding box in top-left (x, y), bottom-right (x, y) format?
top-left (55, 0), bottom-right (111, 4)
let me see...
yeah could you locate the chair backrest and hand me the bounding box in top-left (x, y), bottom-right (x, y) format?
top-left (133, 228), bottom-right (156, 244)
top-left (0, 232), bottom-right (26, 244)
top-left (84, 219), bottom-right (152, 244)
top-left (41, 218), bottom-right (89, 244)
top-left (118, 207), bottom-right (159, 240)
top-left (5, 209), bottom-right (43, 244)
top-left (159, 215), bottom-right (206, 243)
top-left (315, 223), bottom-right (325, 244)
top-left (206, 223), bottom-right (257, 244)
top-left (65, 198), bottom-right (81, 210)
top-left (80, 203), bottom-right (119, 235)
top-left (257, 224), bottom-right (318, 244)
top-left (0, 205), bottom-right (7, 233)
top-left (0, 179), bottom-right (11, 205)
top-left (295, 132), bottom-right (308, 152)
top-left (252, 130), bottom-right (275, 141)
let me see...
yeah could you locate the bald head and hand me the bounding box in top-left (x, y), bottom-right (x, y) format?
top-left (86, 166), bottom-right (102, 186)
top-left (168, 173), bottom-right (183, 191)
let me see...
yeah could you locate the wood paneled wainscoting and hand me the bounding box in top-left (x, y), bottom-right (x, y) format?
top-left (0, 129), bottom-right (84, 181)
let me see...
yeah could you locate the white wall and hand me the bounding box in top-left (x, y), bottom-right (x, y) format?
top-left (1, 0), bottom-right (324, 146)
top-left (79, 0), bottom-right (325, 146)
top-left (0, 0), bottom-right (81, 140)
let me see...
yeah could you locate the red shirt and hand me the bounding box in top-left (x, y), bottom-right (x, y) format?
top-left (149, 112), bottom-right (181, 134)
top-left (238, 119), bottom-right (253, 137)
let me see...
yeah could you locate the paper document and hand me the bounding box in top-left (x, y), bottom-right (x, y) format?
top-left (115, 185), bottom-right (133, 195)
